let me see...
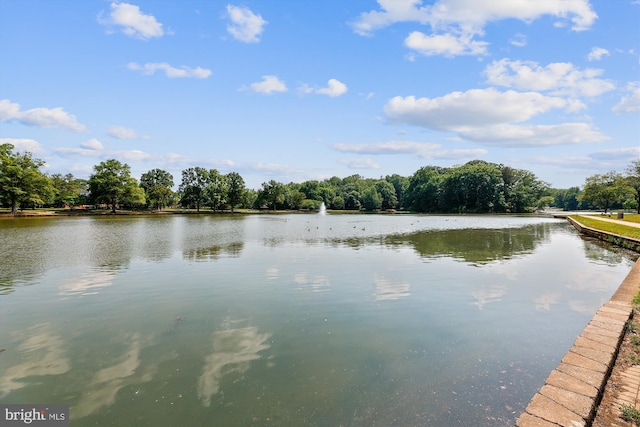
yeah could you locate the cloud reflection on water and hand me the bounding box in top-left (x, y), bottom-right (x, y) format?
top-left (58, 270), bottom-right (115, 296)
top-left (373, 273), bottom-right (410, 301)
top-left (197, 321), bottom-right (271, 407)
top-left (72, 333), bottom-right (156, 419)
top-left (0, 323), bottom-right (71, 398)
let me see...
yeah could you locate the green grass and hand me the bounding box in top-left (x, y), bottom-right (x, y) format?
top-left (621, 403), bottom-right (640, 424)
top-left (622, 214), bottom-right (640, 224)
top-left (569, 215), bottom-right (640, 240)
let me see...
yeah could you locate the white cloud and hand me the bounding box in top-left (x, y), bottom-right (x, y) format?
top-left (509, 33), bottom-right (527, 47)
top-left (333, 141), bottom-right (486, 159)
top-left (0, 138), bottom-right (45, 155)
top-left (351, 0), bottom-right (597, 36)
top-left (384, 89), bottom-right (571, 129)
top-left (351, 0), bottom-right (596, 58)
top-left (484, 59), bottom-right (615, 97)
top-left (404, 31), bottom-right (488, 57)
top-left (107, 125), bottom-right (150, 140)
top-left (80, 139), bottom-right (104, 150)
top-left (588, 146), bottom-right (640, 160)
top-left (98, 2), bottom-right (164, 40)
top-left (245, 162), bottom-right (299, 174)
top-left (587, 47), bottom-right (610, 61)
top-left (458, 123), bottom-right (609, 146)
top-left (127, 62), bottom-right (211, 79)
top-left (0, 99), bottom-right (86, 132)
top-left (300, 79), bottom-right (348, 97)
top-left (334, 141), bottom-right (440, 155)
top-left (383, 89), bottom-right (608, 146)
top-left (226, 5), bottom-right (267, 43)
top-left (316, 79), bottom-right (348, 97)
top-left (339, 158), bottom-right (380, 169)
top-left (248, 75), bottom-right (287, 94)
top-left (612, 83), bottom-right (640, 113)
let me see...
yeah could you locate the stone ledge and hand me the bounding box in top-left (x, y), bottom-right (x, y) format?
top-left (516, 258), bottom-right (640, 426)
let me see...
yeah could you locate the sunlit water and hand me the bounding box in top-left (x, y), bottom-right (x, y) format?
top-left (0, 214), bottom-right (637, 426)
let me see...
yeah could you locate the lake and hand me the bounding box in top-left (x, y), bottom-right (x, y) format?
top-left (0, 213), bottom-right (637, 426)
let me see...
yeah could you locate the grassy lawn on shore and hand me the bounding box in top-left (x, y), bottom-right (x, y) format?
top-left (569, 214), bottom-right (640, 240)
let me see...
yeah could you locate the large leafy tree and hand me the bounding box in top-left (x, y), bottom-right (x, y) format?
top-left (375, 180), bottom-right (398, 210)
top-left (140, 168), bottom-right (174, 210)
top-left (261, 180), bottom-right (285, 210)
top-left (88, 159), bottom-right (140, 212)
top-left (226, 172), bottom-right (245, 212)
top-left (405, 166), bottom-right (446, 212)
top-left (362, 186), bottom-right (383, 211)
top-left (0, 143), bottom-right (54, 213)
top-left (205, 169), bottom-right (227, 211)
top-left (441, 162), bottom-right (504, 213)
top-left (579, 171), bottom-right (628, 213)
top-left (179, 167), bottom-right (210, 212)
top-left (50, 173), bottom-right (85, 208)
top-left (500, 166), bottom-right (548, 213)
top-left (626, 159), bottom-right (640, 213)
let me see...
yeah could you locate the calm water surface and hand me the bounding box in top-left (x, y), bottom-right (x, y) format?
top-left (0, 214), bottom-right (637, 426)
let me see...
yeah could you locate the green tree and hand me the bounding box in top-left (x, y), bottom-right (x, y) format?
top-left (50, 173), bottom-right (82, 208)
top-left (501, 167), bottom-right (548, 213)
top-left (579, 171), bottom-right (628, 213)
top-left (288, 190), bottom-right (306, 210)
top-left (331, 195), bottom-right (345, 210)
top-left (226, 172), bottom-right (245, 213)
top-left (122, 179), bottom-right (146, 208)
top-left (442, 161), bottom-right (504, 213)
top-left (88, 159), bottom-right (139, 212)
top-left (362, 186), bottom-right (382, 211)
top-left (261, 180), bottom-right (285, 210)
top-left (626, 159), bottom-right (640, 214)
top-left (405, 166), bottom-right (446, 212)
top-left (554, 187), bottom-right (582, 211)
top-left (375, 180), bottom-right (398, 210)
top-left (179, 167), bottom-right (210, 212)
top-left (0, 144), bottom-right (55, 213)
top-left (385, 174), bottom-right (409, 209)
top-left (205, 169), bottom-right (227, 211)
top-left (140, 168), bottom-right (174, 210)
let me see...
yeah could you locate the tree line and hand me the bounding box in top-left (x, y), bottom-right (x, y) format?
top-left (1, 143), bottom-right (638, 214)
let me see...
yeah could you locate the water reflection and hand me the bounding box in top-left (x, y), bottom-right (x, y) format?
top-left (58, 270), bottom-right (115, 297)
top-left (534, 293), bottom-right (561, 310)
top-left (374, 273), bottom-right (410, 301)
top-left (383, 225), bottom-right (550, 265)
top-left (197, 320), bottom-right (271, 407)
top-left (294, 273), bottom-right (331, 292)
top-left (73, 333), bottom-right (156, 419)
top-left (471, 285), bottom-right (507, 309)
top-left (183, 242), bottom-right (244, 262)
top-left (0, 323), bottom-right (71, 398)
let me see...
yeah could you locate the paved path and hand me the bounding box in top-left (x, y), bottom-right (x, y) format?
top-left (578, 214), bottom-right (640, 229)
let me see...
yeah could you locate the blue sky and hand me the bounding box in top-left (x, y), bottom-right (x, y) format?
top-left (1, 0), bottom-right (638, 189)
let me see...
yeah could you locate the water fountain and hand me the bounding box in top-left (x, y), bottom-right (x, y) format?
top-left (319, 202), bottom-right (326, 215)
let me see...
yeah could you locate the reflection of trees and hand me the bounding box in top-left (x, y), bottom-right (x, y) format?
top-left (198, 321), bottom-right (271, 407)
top-left (580, 236), bottom-right (636, 265)
top-left (383, 224), bottom-right (553, 265)
top-left (183, 242), bottom-right (244, 262)
top-left (0, 323), bottom-right (71, 398)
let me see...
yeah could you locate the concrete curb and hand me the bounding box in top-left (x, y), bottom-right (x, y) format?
top-left (516, 258), bottom-right (640, 426)
top-left (566, 216), bottom-right (640, 253)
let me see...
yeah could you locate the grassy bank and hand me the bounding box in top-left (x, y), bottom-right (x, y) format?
top-left (569, 214), bottom-right (640, 240)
